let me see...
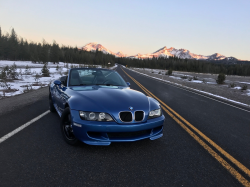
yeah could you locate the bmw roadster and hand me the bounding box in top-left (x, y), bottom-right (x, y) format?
top-left (49, 68), bottom-right (165, 145)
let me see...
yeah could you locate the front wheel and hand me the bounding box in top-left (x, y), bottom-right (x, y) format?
top-left (61, 107), bottom-right (79, 145)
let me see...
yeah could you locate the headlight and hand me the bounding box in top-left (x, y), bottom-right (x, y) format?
top-left (148, 108), bottom-right (162, 119)
top-left (79, 111), bottom-right (114, 121)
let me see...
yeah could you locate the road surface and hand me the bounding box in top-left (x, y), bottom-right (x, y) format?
top-left (0, 65), bottom-right (249, 186)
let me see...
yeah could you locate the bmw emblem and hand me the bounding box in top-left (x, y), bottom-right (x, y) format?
top-left (129, 106), bottom-right (133, 110)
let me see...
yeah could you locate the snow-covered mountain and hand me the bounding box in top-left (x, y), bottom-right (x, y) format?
top-left (130, 46), bottom-right (229, 60)
top-left (79, 43), bottom-right (126, 57)
top-left (115, 51), bottom-right (126, 57)
top-left (206, 53), bottom-right (226, 60)
top-left (80, 42), bottom-right (236, 61)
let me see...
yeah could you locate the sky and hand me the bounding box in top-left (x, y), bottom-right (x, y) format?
top-left (0, 0), bottom-right (250, 60)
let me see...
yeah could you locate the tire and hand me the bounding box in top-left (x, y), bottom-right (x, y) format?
top-left (49, 94), bottom-right (56, 113)
top-left (61, 107), bottom-right (79, 145)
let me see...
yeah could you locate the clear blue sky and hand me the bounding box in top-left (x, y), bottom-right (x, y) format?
top-left (1, 0), bottom-right (249, 60)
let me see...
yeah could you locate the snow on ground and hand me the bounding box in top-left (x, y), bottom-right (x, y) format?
top-left (207, 82), bottom-right (217, 84)
top-left (239, 82), bottom-right (250, 85)
top-left (246, 90), bottom-right (250, 96)
top-left (192, 80), bottom-right (203, 83)
top-left (234, 86), bottom-right (242, 90)
top-left (0, 61), bottom-right (116, 97)
top-left (0, 61), bottom-right (82, 68)
top-left (110, 64), bottom-right (117, 70)
top-left (169, 76), bottom-right (181, 80)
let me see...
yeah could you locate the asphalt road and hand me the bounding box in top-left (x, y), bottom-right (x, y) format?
top-left (0, 65), bottom-right (250, 186)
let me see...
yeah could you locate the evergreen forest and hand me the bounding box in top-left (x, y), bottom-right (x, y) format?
top-left (0, 27), bottom-right (249, 76)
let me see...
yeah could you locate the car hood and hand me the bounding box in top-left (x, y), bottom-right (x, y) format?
top-left (68, 86), bottom-right (150, 114)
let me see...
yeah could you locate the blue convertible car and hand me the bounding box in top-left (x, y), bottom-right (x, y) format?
top-left (49, 68), bottom-right (165, 145)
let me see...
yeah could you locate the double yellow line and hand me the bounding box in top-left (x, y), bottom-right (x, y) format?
top-left (122, 68), bottom-right (250, 187)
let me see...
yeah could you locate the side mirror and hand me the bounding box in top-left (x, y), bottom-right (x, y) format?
top-left (127, 82), bottom-right (130, 87)
top-left (54, 80), bottom-right (61, 85)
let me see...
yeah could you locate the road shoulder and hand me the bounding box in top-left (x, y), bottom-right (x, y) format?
top-left (0, 87), bottom-right (49, 116)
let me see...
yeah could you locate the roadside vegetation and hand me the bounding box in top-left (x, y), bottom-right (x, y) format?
top-left (216, 73), bottom-right (226, 84)
top-left (119, 57), bottom-right (250, 76)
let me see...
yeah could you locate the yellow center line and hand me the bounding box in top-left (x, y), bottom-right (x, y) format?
top-left (121, 68), bottom-right (250, 187)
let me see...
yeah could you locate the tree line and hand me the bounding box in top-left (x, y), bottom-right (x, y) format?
top-left (115, 56), bottom-right (250, 76)
top-left (0, 27), bottom-right (116, 67)
top-left (0, 27), bottom-right (249, 76)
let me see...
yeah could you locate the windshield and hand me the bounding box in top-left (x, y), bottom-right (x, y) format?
top-left (69, 68), bottom-right (128, 87)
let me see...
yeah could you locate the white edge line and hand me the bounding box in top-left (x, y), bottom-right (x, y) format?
top-left (0, 110), bottom-right (50, 144)
top-left (124, 68), bottom-right (250, 113)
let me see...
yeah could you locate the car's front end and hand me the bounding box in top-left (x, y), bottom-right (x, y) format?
top-left (70, 106), bottom-right (165, 145)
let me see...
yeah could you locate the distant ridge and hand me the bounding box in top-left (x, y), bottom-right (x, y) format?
top-left (79, 42), bottom-right (240, 61)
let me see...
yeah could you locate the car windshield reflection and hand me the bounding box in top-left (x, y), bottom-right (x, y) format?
top-left (69, 68), bottom-right (128, 87)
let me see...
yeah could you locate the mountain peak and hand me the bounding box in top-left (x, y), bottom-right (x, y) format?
top-left (80, 42), bottom-right (231, 61)
top-left (80, 43), bottom-right (127, 57)
top-left (116, 51), bottom-right (126, 57)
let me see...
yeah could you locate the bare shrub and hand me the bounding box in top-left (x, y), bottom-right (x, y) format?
top-left (34, 73), bottom-right (41, 83)
top-left (24, 65), bottom-right (32, 75)
top-left (193, 76), bottom-right (198, 80)
top-left (181, 76), bottom-right (188, 79)
top-left (0, 80), bottom-right (12, 90)
top-left (241, 84), bottom-right (248, 90)
top-left (228, 82), bottom-right (236, 88)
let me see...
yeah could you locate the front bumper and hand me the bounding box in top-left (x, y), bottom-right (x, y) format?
top-left (71, 110), bottom-right (165, 146)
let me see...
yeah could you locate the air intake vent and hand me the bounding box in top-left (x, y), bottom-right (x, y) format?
top-left (135, 111), bottom-right (144, 121)
top-left (107, 130), bottom-right (151, 138)
top-left (119, 112), bottom-right (132, 122)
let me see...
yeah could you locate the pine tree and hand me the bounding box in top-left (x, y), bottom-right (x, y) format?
top-left (8, 62), bottom-right (18, 79)
top-left (0, 68), bottom-right (7, 80)
top-left (40, 39), bottom-right (49, 64)
top-left (9, 28), bottom-right (18, 60)
top-left (216, 73), bottom-right (226, 84)
top-left (41, 64), bottom-right (50, 77)
top-left (50, 41), bottom-right (59, 64)
top-left (167, 68), bottom-right (173, 75)
top-left (0, 27), bottom-right (2, 59)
